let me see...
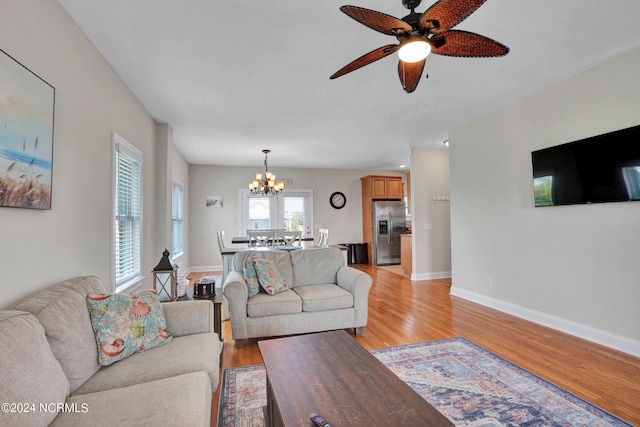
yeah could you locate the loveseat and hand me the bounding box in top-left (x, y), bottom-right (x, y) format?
top-left (0, 276), bottom-right (221, 427)
top-left (223, 246), bottom-right (372, 344)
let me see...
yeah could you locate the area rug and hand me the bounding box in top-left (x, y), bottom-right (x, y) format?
top-left (217, 337), bottom-right (632, 426)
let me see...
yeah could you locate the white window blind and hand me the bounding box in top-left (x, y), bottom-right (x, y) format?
top-left (171, 181), bottom-right (183, 256)
top-left (113, 135), bottom-right (143, 290)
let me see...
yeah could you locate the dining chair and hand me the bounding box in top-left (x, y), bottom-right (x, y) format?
top-left (247, 230), bottom-right (275, 247)
top-left (316, 228), bottom-right (329, 247)
top-left (276, 230), bottom-right (302, 246)
top-left (216, 230), bottom-right (228, 252)
top-left (270, 228), bottom-right (287, 246)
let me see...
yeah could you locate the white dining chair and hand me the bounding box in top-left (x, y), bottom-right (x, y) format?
top-left (276, 230), bottom-right (302, 246)
top-left (216, 230), bottom-right (228, 252)
top-left (271, 229), bottom-right (286, 246)
top-left (316, 228), bottom-right (329, 247)
top-left (247, 230), bottom-right (275, 247)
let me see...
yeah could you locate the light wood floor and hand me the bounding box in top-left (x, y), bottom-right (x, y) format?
top-left (190, 267), bottom-right (640, 426)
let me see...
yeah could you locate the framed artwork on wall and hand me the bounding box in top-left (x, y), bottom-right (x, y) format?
top-left (0, 49), bottom-right (55, 210)
top-left (206, 195), bottom-right (223, 208)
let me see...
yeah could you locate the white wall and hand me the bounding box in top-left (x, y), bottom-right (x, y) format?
top-left (155, 123), bottom-right (190, 272)
top-left (170, 134), bottom-right (191, 273)
top-left (410, 148), bottom-right (451, 279)
top-left (0, 0), bottom-right (170, 307)
top-left (449, 47), bottom-right (640, 355)
top-left (189, 165), bottom-right (404, 270)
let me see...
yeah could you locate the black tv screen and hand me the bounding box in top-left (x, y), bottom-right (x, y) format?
top-left (531, 124), bottom-right (640, 207)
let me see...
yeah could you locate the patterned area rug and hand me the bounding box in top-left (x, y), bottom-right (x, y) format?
top-left (217, 337), bottom-right (632, 426)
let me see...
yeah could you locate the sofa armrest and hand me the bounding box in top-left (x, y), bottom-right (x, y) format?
top-left (223, 271), bottom-right (250, 340)
top-left (162, 300), bottom-right (214, 337)
top-left (337, 266), bottom-right (372, 327)
top-left (337, 266), bottom-right (372, 295)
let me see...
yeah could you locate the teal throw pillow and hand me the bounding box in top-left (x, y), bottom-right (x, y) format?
top-left (242, 257), bottom-right (260, 297)
top-left (86, 289), bottom-right (172, 366)
top-left (251, 256), bottom-right (289, 295)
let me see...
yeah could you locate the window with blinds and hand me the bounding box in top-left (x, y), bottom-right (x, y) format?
top-left (113, 134), bottom-right (143, 291)
top-left (171, 181), bottom-right (183, 256)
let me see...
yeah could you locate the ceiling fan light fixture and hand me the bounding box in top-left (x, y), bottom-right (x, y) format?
top-left (398, 35), bottom-right (431, 63)
top-left (332, 2), bottom-right (509, 92)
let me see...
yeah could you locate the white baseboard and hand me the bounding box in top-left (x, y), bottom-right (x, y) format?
top-left (411, 271), bottom-right (452, 281)
top-left (450, 286), bottom-right (640, 358)
top-left (189, 265), bottom-right (223, 272)
top-left (180, 265), bottom-right (222, 277)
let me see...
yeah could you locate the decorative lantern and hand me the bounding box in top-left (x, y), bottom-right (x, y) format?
top-left (152, 249), bottom-right (178, 302)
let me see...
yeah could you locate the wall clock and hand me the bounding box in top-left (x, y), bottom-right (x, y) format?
top-left (330, 192), bottom-right (346, 209)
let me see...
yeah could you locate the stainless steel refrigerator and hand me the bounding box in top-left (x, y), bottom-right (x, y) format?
top-left (372, 201), bottom-right (406, 265)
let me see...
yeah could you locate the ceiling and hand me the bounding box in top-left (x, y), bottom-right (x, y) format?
top-left (57, 0), bottom-right (640, 171)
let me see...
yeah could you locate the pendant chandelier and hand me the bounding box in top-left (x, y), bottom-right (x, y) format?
top-left (249, 149), bottom-right (285, 196)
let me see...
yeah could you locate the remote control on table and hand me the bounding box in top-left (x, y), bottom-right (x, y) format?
top-left (309, 413), bottom-right (332, 427)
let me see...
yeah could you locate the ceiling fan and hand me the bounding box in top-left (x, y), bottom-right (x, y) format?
top-left (330, 0), bottom-right (509, 93)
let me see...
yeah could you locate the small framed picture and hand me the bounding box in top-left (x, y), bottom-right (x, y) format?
top-left (206, 195), bottom-right (223, 208)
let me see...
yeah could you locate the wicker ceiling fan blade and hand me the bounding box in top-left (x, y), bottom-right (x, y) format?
top-left (431, 30), bottom-right (509, 57)
top-left (340, 5), bottom-right (412, 36)
top-left (419, 0), bottom-right (488, 33)
top-left (330, 45), bottom-right (399, 79)
top-left (398, 58), bottom-right (426, 93)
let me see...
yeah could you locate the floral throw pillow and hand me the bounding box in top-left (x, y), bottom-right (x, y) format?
top-left (86, 289), bottom-right (172, 366)
top-left (251, 256), bottom-right (289, 295)
top-left (242, 257), bottom-right (260, 297)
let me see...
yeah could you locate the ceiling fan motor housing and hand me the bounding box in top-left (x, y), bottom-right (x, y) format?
top-left (402, 0), bottom-right (422, 10)
top-left (398, 12), bottom-right (443, 49)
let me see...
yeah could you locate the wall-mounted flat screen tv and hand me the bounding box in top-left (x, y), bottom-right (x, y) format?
top-left (531, 124), bottom-right (640, 207)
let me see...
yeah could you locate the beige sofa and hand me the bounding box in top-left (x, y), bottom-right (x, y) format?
top-left (223, 247), bottom-right (372, 344)
top-left (0, 276), bottom-right (220, 427)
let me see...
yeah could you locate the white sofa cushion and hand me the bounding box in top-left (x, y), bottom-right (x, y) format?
top-left (0, 311), bottom-right (69, 427)
top-left (294, 284), bottom-right (354, 312)
top-left (247, 289), bottom-right (302, 317)
top-left (72, 332), bottom-right (220, 395)
top-left (11, 276), bottom-right (105, 393)
top-left (162, 299), bottom-right (215, 337)
top-left (290, 247), bottom-right (345, 287)
top-left (51, 372), bottom-right (211, 427)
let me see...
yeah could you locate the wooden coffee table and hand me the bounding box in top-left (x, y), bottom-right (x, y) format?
top-left (258, 330), bottom-right (453, 427)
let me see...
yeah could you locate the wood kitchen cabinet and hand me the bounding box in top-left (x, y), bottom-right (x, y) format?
top-left (365, 176), bottom-right (403, 200)
top-left (361, 175), bottom-right (405, 265)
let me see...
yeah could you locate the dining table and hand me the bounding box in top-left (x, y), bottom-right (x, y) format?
top-left (230, 236), bottom-right (315, 245)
